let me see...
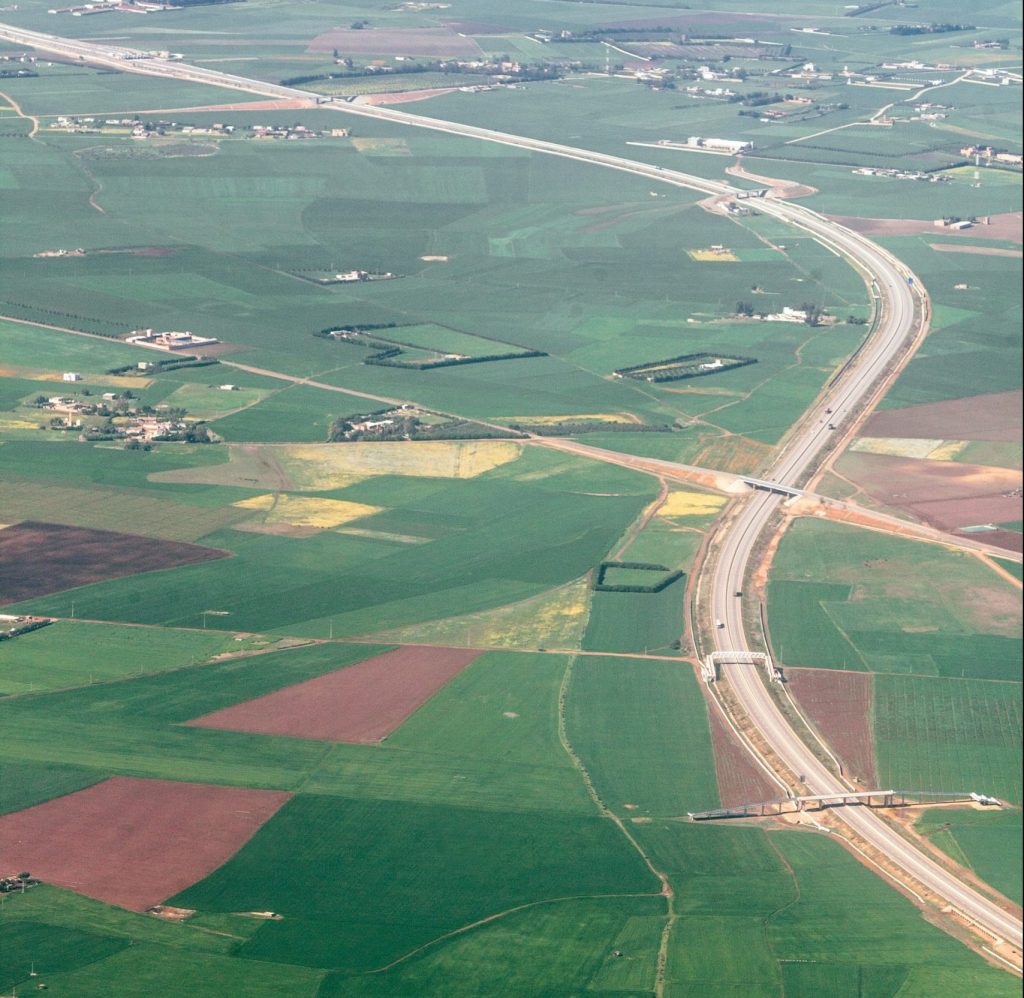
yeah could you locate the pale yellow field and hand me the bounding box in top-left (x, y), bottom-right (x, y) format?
top-left (279, 440), bottom-right (522, 487)
top-left (233, 494), bottom-right (382, 528)
top-left (500, 413), bottom-right (639, 425)
top-left (0, 417), bottom-right (44, 431)
top-left (852, 437), bottom-right (968, 461)
top-left (351, 137), bottom-right (411, 154)
top-left (659, 490), bottom-right (727, 517)
top-left (688, 249), bottom-right (739, 262)
top-left (370, 578), bottom-right (591, 650)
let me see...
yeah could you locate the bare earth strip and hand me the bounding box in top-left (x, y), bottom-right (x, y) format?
top-left (828, 212), bottom-right (1023, 244)
top-left (707, 706), bottom-right (780, 807)
top-left (863, 391), bottom-right (1022, 442)
top-left (927, 243), bottom-right (1023, 258)
top-left (359, 88), bottom-right (462, 106)
top-left (186, 645), bottom-right (481, 743)
top-left (308, 28), bottom-right (482, 56)
top-left (0, 521), bottom-right (227, 605)
top-left (785, 668), bottom-right (877, 787)
top-left (0, 777), bottom-right (290, 910)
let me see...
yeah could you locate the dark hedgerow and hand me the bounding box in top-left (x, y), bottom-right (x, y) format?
top-left (594, 561), bottom-right (685, 594)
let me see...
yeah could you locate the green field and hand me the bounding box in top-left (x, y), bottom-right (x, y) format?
top-left (0, 621), bottom-right (238, 694)
top-left (567, 656), bottom-right (720, 816)
top-left (583, 578), bottom-right (686, 654)
top-left (873, 241), bottom-right (1022, 408)
top-left (320, 895), bottom-right (665, 997)
top-left (638, 821), bottom-right (1020, 997)
top-left (768, 520), bottom-right (1022, 680)
top-left (915, 807), bottom-right (1022, 906)
top-left (875, 674), bottom-right (1022, 805)
top-left (171, 793), bottom-right (659, 971)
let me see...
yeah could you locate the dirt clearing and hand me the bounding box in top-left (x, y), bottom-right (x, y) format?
top-left (863, 391), bottom-right (1022, 442)
top-left (186, 645), bottom-right (481, 743)
top-left (0, 777), bottom-right (290, 911)
top-left (785, 668), bottom-right (877, 786)
top-left (0, 521), bottom-right (227, 605)
top-left (834, 452), bottom-right (1022, 543)
top-left (828, 212), bottom-right (1022, 244)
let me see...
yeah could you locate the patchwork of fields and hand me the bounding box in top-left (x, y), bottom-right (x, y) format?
top-left (0, 0), bottom-right (1020, 993)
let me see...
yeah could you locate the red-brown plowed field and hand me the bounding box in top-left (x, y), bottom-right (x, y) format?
top-left (835, 453), bottom-right (1022, 544)
top-left (0, 522), bottom-right (228, 605)
top-left (308, 28), bottom-right (482, 56)
top-left (186, 645), bottom-right (480, 743)
top-left (785, 668), bottom-right (877, 787)
top-left (863, 390), bottom-right (1022, 442)
top-left (707, 706), bottom-right (780, 807)
top-left (0, 777), bottom-right (290, 911)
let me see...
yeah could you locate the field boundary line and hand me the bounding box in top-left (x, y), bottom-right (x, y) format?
top-left (363, 890), bottom-right (664, 976)
top-left (557, 654), bottom-right (676, 996)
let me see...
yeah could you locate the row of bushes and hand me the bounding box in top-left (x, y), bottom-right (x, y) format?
top-left (1, 300), bottom-right (133, 336)
top-left (615, 352), bottom-right (756, 384)
top-left (365, 349), bottom-right (545, 370)
top-left (106, 358), bottom-right (219, 376)
top-left (594, 562), bottom-right (685, 594)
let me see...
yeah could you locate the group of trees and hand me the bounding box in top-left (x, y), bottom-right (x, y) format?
top-left (594, 562), bottom-right (685, 594)
top-left (736, 301), bottom-right (830, 326)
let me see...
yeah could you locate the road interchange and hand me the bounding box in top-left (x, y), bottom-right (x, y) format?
top-left (3, 20), bottom-right (1021, 959)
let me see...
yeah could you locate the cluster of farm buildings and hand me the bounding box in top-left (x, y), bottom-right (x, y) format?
top-left (49, 0), bottom-right (177, 15)
top-left (125, 329), bottom-right (218, 352)
top-left (48, 116), bottom-right (351, 142)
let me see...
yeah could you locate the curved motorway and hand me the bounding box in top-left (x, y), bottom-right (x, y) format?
top-left (4, 20), bottom-right (1022, 958)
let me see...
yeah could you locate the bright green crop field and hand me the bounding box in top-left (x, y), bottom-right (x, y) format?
top-left (0, 0), bottom-right (1020, 993)
top-left (916, 807), bottom-right (1023, 906)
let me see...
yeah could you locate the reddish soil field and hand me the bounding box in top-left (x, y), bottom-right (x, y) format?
top-left (186, 645), bottom-right (480, 743)
top-left (308, 28), bottom-right (482, 56)
top-left (0, 522), bottom-right (227, 606)
top-left (863, 390), bottom-right (1022, 442)
top-left (0, 777), bottom-right (290, 911)
top-left (829, 211), bottom-right (1023, 244)
top-left (835, 453), bottom-right (1022, 542)
top-left (785, 668), bottom-right (877, 787)
top-left (707, 706), bottom-right (780, 807)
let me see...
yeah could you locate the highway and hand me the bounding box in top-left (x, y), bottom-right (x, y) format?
top-left (4, 20), bottom-right (1021, 957)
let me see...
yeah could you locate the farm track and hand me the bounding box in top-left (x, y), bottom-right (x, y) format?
top-left (0, 19), bottom-right (1019, 964)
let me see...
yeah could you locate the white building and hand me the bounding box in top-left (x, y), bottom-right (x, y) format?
top-left (62, 372), bottom-right (82, 382)
top-left (686, 136), bottom-right (753, 154)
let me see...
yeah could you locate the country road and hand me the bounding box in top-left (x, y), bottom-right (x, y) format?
top-left (3, 20), bottom-right (1020, 958)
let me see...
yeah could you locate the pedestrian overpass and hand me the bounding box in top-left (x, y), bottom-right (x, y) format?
top-left (689, 789), bottom-right (999, 821)
top-left (702, 650), bottom-right (780, 684)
